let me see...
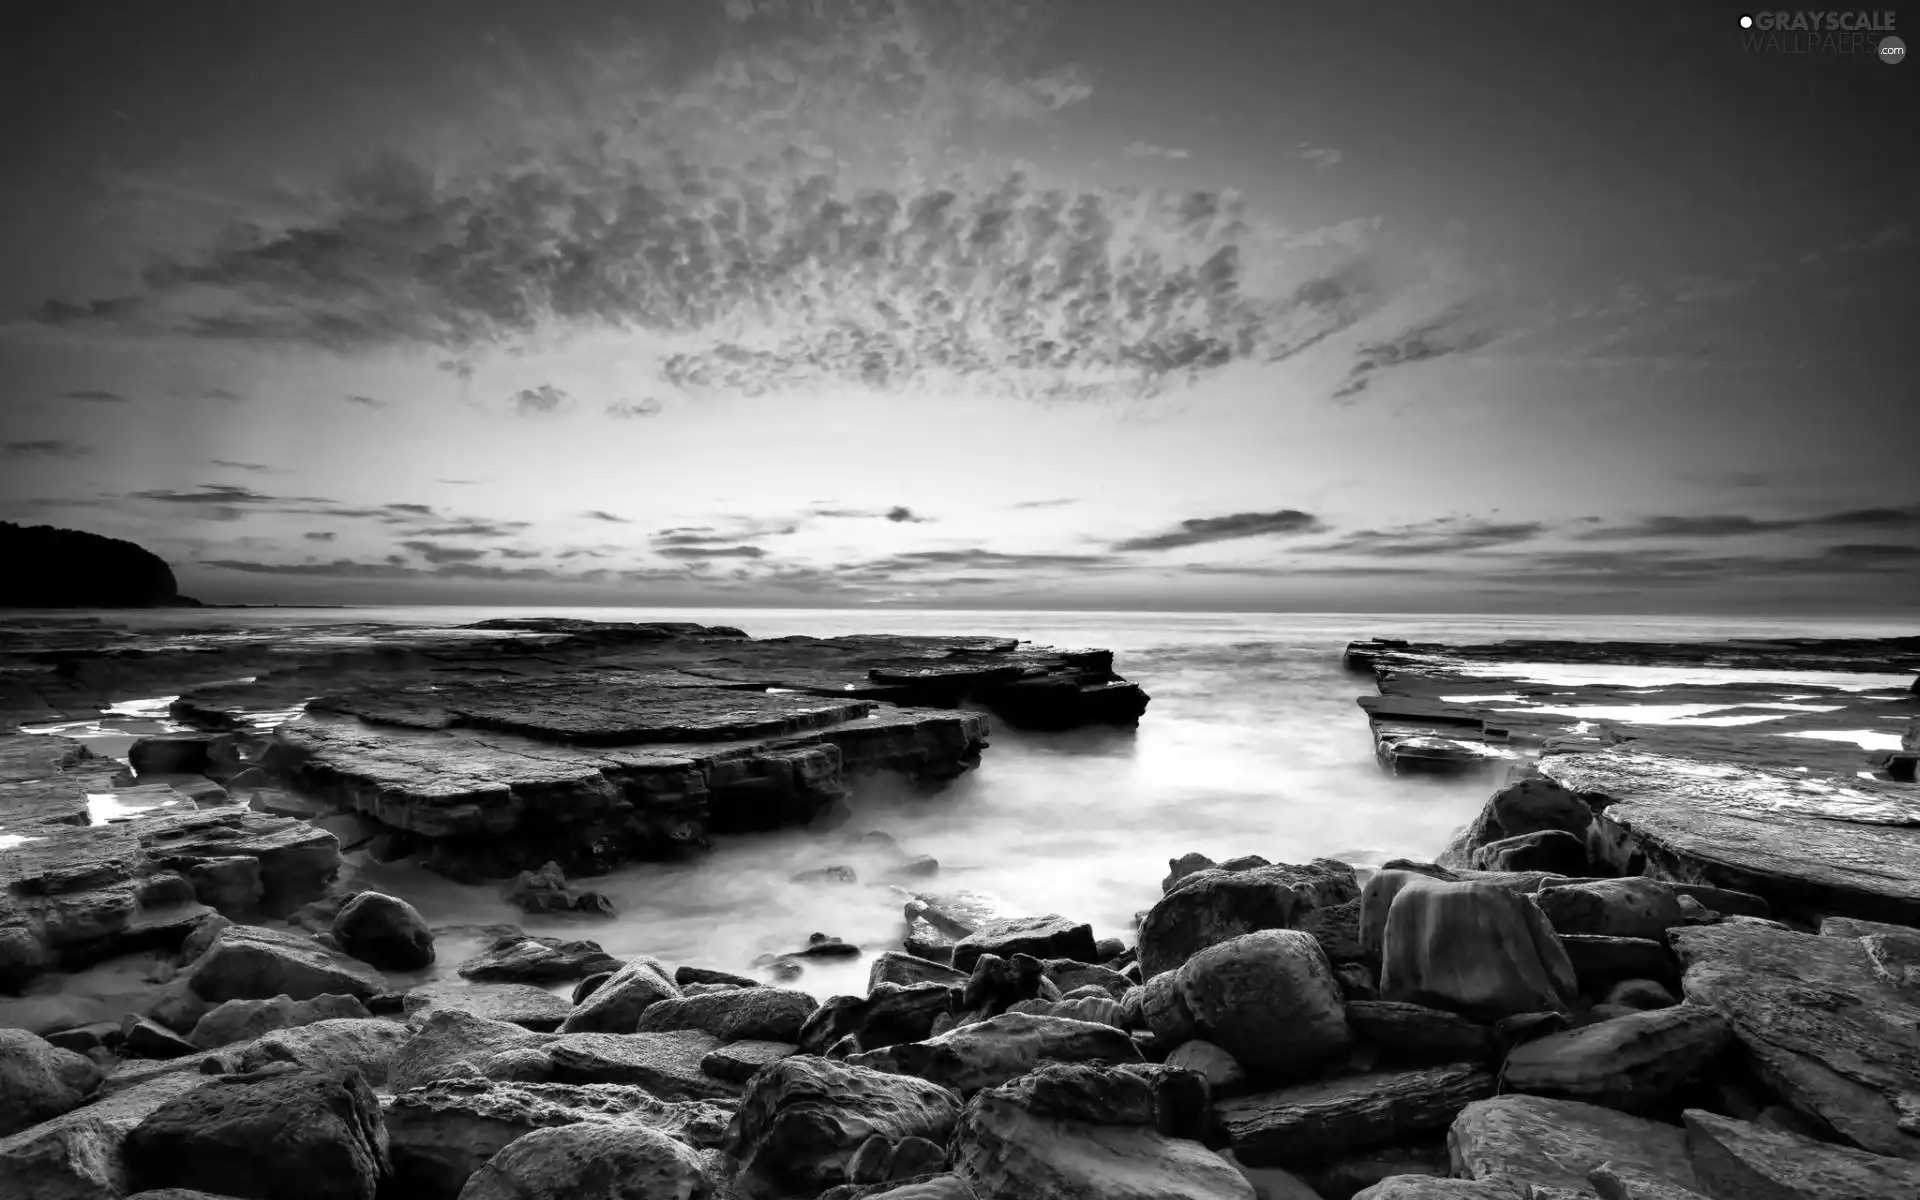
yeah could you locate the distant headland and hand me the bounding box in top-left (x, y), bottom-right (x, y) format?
top-left (0, 521), bottom-right (201, 608)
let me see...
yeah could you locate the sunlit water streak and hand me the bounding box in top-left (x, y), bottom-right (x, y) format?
top-left (10, 607), bottom-right (1911, 996)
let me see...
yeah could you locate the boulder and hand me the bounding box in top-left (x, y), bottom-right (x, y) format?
top-left (726, 1055), bottom-right (963, 1197)
top-left (122, 1067), bottom-right (389, 1200)
top-left (848, 1012), bottom-right (1141, 1096)
top-left (1137, 860), bottom-right (1360, 980)
top-left (870, 952), bottom-right (969, 991)
top-left (1681, 1107), bottom-right (1920, 1198)
top-left (1469, 830), bottom-right (1590, 875)
top-left (454, 932), bottom-right (622, 983)
top-left (180, 913), bottom-right (235, 963)
top-left (403, 981), bottom-right (572, 1031)
top-left (1448, 1095), bottom-right (1697, 1197)
top-left (233, 1018), bottom-right (412, 1087)
top-left (384, 1077), bottom-right (732, 1199)
top-left (0, 1027), bottom-right (103, 1135)
top-left (540, 1031), bottom-right (737, 1101)
top-left (1173, 930), bottom-right (1351, 1080)
top-left (1600, 980), bottom-right (1676, 1011)
top-left (798, 983), bottom-right (954, 1056)
top-left (984, 1061), bottom-right (1212, 1140)
top-left (502, 862), bottom-right (616, 916)
top-left (1585, 1161), bottom-right (1712, 1200)
top-left (951, 916), bottom-right (1097, 974)
top-left (189, 993), bottom-right (372, 1048)
top-left (331, 892), bottom-right (434, 971)
top-left (1499, 1005), bottom-right (1733, 1113)
top-left (1535, 880), bottom-right (1684, 941)
top-left (186, 924), bottom-right (385, 1003)
top-left (120, 1017), bottom-right (199, 1060)
top-left (949, 1076), bottom-right (1254, 1200)
top-left (1217, 1063), bottom-right (1496, 1167)
top-left (0, 1070), bottom-right (206, 1200)
top-left (700, 1039), bottom-right (797, 1084)
top-left (1443, 777), bottom-right (1595, 868)
top-left (1164, 1040), bottom-right (1246, 1095)
top-left (128, 734), bottom-right (214, 776)
top-left (1372, 875), bottom-right (1578, 1019)
top-left (556, 957), bottom-right (679, 1034)
top-left (632, 987), bottom-right (818, 1043)
top-left (1672, 920), bottom-right (1920, 1160)
top-left (1344, 1001), bottom-right (1497, 1064)
top-left (455, 1123), bottom-right (711, 1200)
top-left (390, 1010), bottom-right (554, 1093)
top-left (1352, 1180), bottom-right (1517, 1200)
top-left (1040, 958), bottom-right (1132, 1000)
top-left (674, 965), bottom-right (761, 989)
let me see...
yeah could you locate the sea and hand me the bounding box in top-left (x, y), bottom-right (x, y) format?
top-left (17, 607), bottom-right (1916, 1000)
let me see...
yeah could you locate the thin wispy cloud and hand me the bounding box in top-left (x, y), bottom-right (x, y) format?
top-left (515, 384), bottom-right (570, 415)
top-left (60, 388), bottom-right (131, 402)
top-left (606, 399), bottom-right (663, 418)
top-left (342, 394), bottom-right (388, 408)
top-left (583, 510), bottom-right (629, 523)
top-left (1299, 145), bottom-right (1343, 169)
top-left (4, 439), bottom-right (91, 459)
top-left (1122, 141), bottom-right (1190, 160)
top-left (1577, 504), bottom-right (1920, 540)
top-left (1115, 510), bottom-right (1322, 552)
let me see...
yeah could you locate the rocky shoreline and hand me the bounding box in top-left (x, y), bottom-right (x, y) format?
top-left (2, 621), bottom-right (1918, 1199)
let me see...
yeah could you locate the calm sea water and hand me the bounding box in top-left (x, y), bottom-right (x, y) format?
top-left (37, 607), bottom-right (1917, 997)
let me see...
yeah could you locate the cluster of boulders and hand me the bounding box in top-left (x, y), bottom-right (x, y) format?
top-left (5, 767), bottom-right (1920, 1198)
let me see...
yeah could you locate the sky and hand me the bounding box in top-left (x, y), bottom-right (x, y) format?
top-left (1, 0), bottom-right (1916, 613)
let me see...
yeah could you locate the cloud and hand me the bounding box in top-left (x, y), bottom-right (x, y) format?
top-left (1307, 520), bottom-right (1547, 557)
top-left (60, 389), bottom-right (131, 402)
top-left (200, 556), bottom-right (613, 583)
top-left (399, 540), bottom-right (488, 564)
top-left (514, 384), bottom-right (570, 415)
top-left (497, 547), bottom-right (541, 559)
top-left (342, 394), bottom-right (388, 408)
top-left (1123, 142), bottom-right (1190, 160)
top-left (886, 506), bottom-right (925, 523)
top-left (606, 399), bottom-right (663, 418)
top-left (1577, 504), bottom-right (1920, 541)
top-left (1114, 509), bottom-right (1322, 552)
top-left (304, 531), bottom-right (336, 542)
top-left (1299, 145), bottom-right (1343, 169)
top-left (211, 459), bottom-right (276, 472)
top-left (411, 520), bottom-right (530, 537)
top-left (1332, 305), bottom-right (1498, 400)
top-left (203, 388), bottom-right (244, 401)
top-left (853, 549), bottom-right (1118, 573)
top-left (4, 439), bottom-right (90, 459)
top-left (658, 545), bottom-right (767, 559)
top-left (132, 484), bottom-right (295, 507)
top-left (583, 510), bottom-right (629, 523)
top-left (1010, 497), bottom-right (1079, 509)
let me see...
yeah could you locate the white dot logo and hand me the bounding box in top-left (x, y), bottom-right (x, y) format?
top-left (1739, 14), bottom-right (1754, 28)
top-left (1882, 35), bottom-right (1907, 64)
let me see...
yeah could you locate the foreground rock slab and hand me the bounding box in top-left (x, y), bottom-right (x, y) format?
top-left (1217, 1063), bottom-right (1496, 1167)
top-left (1682, 1107), bottom-right (1920, 1199)
top-left (726, 1055), bottom-right (963, 1197)
top-left (456, 1122), bottom-right (712, 1200)
top-left (848, 1012), bottom-right (1141, 1096)
top-left (1448, 1095), bottom-right (1698, 1196)
top-left (0, 1070), bottom-right (206, 1200)
top-left (1672, 920), bottom-right (1920, 1161)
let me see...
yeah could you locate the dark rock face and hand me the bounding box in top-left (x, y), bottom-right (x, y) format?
top-left (951, 915), bottom-right (1096, 973)
top-left (847, 1012), bottom-right (1142, 1096)
top-left (454, 931), bottom-right (622, 983)
top-left (1217, 1063), bottom-right (1497, 1167)
top-left (331, 891), bottom-right (434, 971)
top-left (632, 987), bottom-right (819, 1043)
top-left (1448, 1094), bottom-right (1698, 1196)
top-left (1136, 859), bottom-right (1360, 981)
top-left (798, 983), bottom-right (955, 1056)
top-left (0, 521), bottom-right (196, 608)
top-left (0, 1026), bottom-right (102, 1135)
top-left (185, 924), bottom-right (385, 1003)
top-left (1498, 1004), bottom-right (1733, 1113)
top-left (556, 957), bottom-right (680, 1034)
top-left (1682, 1107), bottom-right (1920, 1198)
top-left (726, 1055), bottom-right (963, 1197)
top-left (123, 1067), bottom-right (389, 1200)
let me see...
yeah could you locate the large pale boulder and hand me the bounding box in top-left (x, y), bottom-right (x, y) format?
top-left (951, 915), bottom-right (1097, 973)
top-left (848, 1012), bottom-right (1140, 1096)
top-left (540, 1031), bottom-right (736, 1101)
top-left (1137, 860), bottom-right (1359, 980)
top-left (189, 993), bottom-right (371, 1049)
top-left (233, 1018), bottom-right (412, 1087)
top-left (455, 1123), bottom-right (712, 1200)
top-left (402, 981), bottom-right (571, 1031)
top-left (1535, 879), bottom-right (1684, 941)
top-left (390, 1010), bottom-right (554, 1093)
top-left (1372, 875), bottom-right (1577, 1018)
top-left (186, 924), bottom-right (384, 1003)
top-left (633, 987), bottom-right (818, 1043)
top-left (0, 1027), bottom-right (103, 1136)
top-left (726, 1055), bottom-right (963, 1197)
top-left (1173, 930), bottom-right (1351, 1079)
top-left (122, 1067), bottom-right (389, 1200)
top-left (556, 957), bottom-right (679, 1034)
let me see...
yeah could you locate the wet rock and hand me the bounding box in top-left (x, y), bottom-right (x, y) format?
top-left (120, 1016), bottom-right (199, 1060)
top-left (0, 1069), bottom-right (206, 1200)
top-left (1681, 1107), bottom-right (1920, 1198)
top-left (1165, 1039), bottom-right (1246, 1095)
top-left (502, 862), bottom-right (616, 917)
top-left (123, 1067), bottom-right (388, 1200)
top-left (128, 735), bottom-right (214, 776)
top-left (188, 992), bottom-right (371, 1049)
top-left (0, 1026), bottom-right (102, 1135)
top-left (1536, 880), bottom-right (1684, 941)
top-left (798, 983), bottom-right (954, 1056)
top-left (1138, 860), bottom-right (1360, 981)
top-left (1171, 929), bottom-right (1352, 1080)
top-left (1585, 1160), bottom-right (1712, 1200)
top-left (849, 1011), bottom-right (1142, 1095)
top-left (1470, 830), bottom-right (1590, 876)
top-left (1442, 777), bottom-right (1596, 869)
top-left (870, 951), bottom-right (969, 991)
top-left (179, 912), bottom-right (234, 962)
top-left (457, 1122), bottom-right (711, 1200)
top-left (1550, 750), bottom-right (1920, 927)
top-left (948, 915), bottom-right (1095, 973)
top-left (571, 973), bottom-right (612, 1004)
top-left (331, 891), bottom-right (433, 971)
top-left (700, 1038), bottom-right (796, 1084)
top-left (726, 1055), bottom-right (963, 1197)
top-left (1352, 1180), bottom-right (1514, 1200)
top-left (1043, 958), bottom-right (1132, 999)
top-left (1372, 874), bottom-right (1578, 1019)
top-left (673, 964), bottom-right (761, 989)
top-left (402, 981), bottom-right (572, 1031)
top-left (1218, 1063), bottom-right (1497, 1167)
top-left (1344, 1001), bottom-right (1498, 1064)
top-left (984, 1061), bottom-right (1211, 1139)
top-left (1448, 1095), bottom-right (1697, 1197)
top-left (185, 924), bottom-right (384, 1003)
top-left (451, 932), bottom-right (621, 984)
top-left (949, 1072), bottom-right (1253, 1200)
top-left (233, 1018), bottom-right (411, 1087)
top-left (538, 1030), bottom-right (738, 1101)
top-left (383, 1076), bottom-right (732, 1199)
top-left (1672, 919), bottom-right (1920, 1160)
top-left (556, 956), bottom-right (679, 1033)
top-left (1601, 979), bottom-right (1676, 1010)
top-left (1499, 1004), bottom-right (1733, 1113)
top-left (187, 857), bottom-right (263, 912)
top-left (389, 1009), bottom-right (553, 1092)
top-left (632, 986), bottom-right (818, 1043)
top-left (1559, 935), bottom-right (1678, 989)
